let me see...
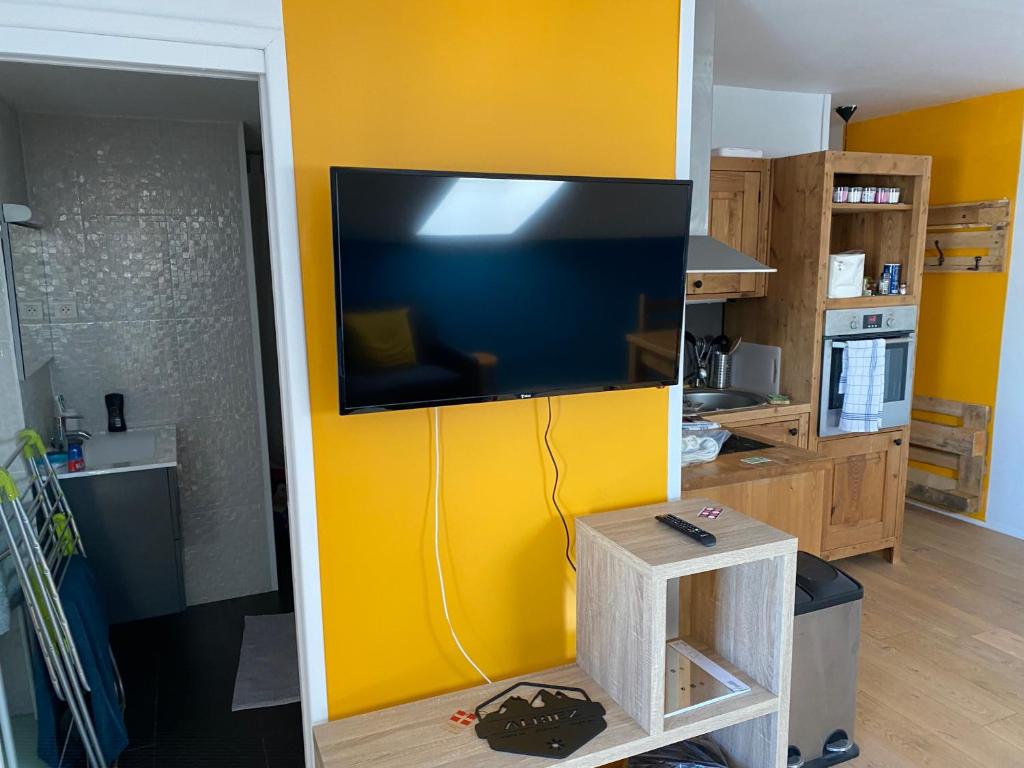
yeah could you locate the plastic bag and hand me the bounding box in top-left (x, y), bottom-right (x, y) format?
top-left (627, 735), bottom-right (732, 768)
top-left (679, 429), bottom-right (730, 467)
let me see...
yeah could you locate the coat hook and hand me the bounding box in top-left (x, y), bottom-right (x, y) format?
top-left (970, 255), bottom-right (982, 271)
top-left (934, 239), bottom-right (945, 267)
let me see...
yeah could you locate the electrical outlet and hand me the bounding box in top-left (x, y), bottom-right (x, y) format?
top-left (20, 300), bottom-right (44, 322)
top-left (53, 300), bottom-right (78, 321)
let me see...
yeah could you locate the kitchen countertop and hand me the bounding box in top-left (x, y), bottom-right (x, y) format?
top-left (682, 430), bottom-right (832, 491)
top-left (57, 425), bottom-right (177, 480)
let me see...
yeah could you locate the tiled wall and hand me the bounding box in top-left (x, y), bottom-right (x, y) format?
top-left (16, 114), bottom-right (273, 605)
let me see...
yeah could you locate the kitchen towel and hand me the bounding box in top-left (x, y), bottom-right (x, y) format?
top-left (680, 434), bottom-right (725, 466)
top-left (838, 339), bottom-right (886, 432)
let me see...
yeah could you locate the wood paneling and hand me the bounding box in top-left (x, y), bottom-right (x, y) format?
top-left (725, 152), bottom-right (830, 411)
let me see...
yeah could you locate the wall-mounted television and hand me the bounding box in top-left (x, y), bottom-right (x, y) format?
top-left (332, 168), bottom-right (691, 414)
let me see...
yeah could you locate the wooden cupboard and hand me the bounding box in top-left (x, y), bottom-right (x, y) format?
top-left (689, 157), bottom-right (771, 300)
top-left (713, 404), bottom-right (812, 450)
top-left (724, 151), bottom-right (932, 563)
top-left (816, 428), bottom-right (909, 561)
top-left (682, 433), bottom-right (830, 555)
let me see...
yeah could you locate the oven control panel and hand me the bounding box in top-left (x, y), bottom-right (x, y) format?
top-left (824, 305), bottom-right (918, 337)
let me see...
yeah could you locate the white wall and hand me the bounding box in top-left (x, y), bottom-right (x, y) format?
top-left (984, 119), bottom-right (1024, 540)
top-left (712, 84), bottom-right (831, 157)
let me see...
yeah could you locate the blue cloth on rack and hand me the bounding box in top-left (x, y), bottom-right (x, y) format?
top-left (0, 567), bottom-right (9, 635)
top-left (31, 556), bottom-right (127, 767)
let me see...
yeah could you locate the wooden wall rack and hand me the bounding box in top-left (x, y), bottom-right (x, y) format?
top-left (924, 199), bottom-right (1010, 273)
top-left (906, 396), bottom-right (990, 514)
top-left (314, 500), bottom-right (797, 768)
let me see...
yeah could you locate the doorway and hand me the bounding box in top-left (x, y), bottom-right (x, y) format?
top-left (0, 57), bottom-right (315, 767)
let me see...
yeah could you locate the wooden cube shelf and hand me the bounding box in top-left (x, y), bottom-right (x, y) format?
top-left (314, 500), bottom-right (797, 768)
top-left (576, 499), bottom-right (797, 766)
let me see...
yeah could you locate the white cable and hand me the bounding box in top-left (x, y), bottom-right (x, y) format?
top-left (433, 407), bottom-right (492, 684)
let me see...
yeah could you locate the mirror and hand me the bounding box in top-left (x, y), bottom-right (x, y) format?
top-left (1, 205), bottom-right (55, 380)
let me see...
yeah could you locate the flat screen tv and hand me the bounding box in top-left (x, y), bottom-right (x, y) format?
top-left (332, 168), bottom-right (691, 414)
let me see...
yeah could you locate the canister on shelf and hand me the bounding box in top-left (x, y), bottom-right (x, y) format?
top-left (848, 186), bottom-right (863, 203)
top-left (863, 186), bottom-right (878, 204)
top-left (833, 186), bottom-right (850, 203)
top-left (884, 263), bottom-right (901, 290)
top-left (888, 187), bottom-right (901, 204)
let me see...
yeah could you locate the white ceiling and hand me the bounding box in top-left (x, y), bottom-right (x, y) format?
top-left (0, 61), bottom-right (261, 145)
top-left (713, 0), bottom-right (1024, 119)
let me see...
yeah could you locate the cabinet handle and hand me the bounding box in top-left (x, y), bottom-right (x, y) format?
top-left (894, 438), bottom-right (903, 446)
top-left (788, 427), bottom-right (799, 436)
top-left (693, 279), bottom-right (704, 289)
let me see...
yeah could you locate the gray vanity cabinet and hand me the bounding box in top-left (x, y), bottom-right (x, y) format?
top-left (61, 467), bottom-right (186, 623)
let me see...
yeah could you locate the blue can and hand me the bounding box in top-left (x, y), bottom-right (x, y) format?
top-left (883, 263), bottom-right (901, 293)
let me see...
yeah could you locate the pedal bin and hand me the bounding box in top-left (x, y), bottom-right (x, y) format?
top-left (787, 552), bottom-right (864, 768)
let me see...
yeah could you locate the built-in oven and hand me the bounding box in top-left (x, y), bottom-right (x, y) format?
top-left (819, 305), bottom-right (917, 437)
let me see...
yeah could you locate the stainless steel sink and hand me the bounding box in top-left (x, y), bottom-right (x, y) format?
top-left (683, 388), bottom-right (768, 415)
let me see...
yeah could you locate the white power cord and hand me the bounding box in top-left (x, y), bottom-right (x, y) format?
top-left (433, 407), bottom-right (492, 684)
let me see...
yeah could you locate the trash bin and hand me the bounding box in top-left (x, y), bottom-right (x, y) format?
top-left (628, 735), bottom-right (731, 767)
top-left (787, 552), bottom-right (863, 768)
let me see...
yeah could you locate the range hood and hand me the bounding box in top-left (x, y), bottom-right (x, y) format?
top-left (681, 0), bottom-right (773, 276)
top-left (687, 235), bottom-right (776, 274)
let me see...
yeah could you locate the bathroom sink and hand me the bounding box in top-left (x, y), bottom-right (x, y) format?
top-left (57, 426), bottom-right (177, 479)
top-left (683, 388), bottom-right (768, 415)
top-left (83, 429), bottom-right (158, 466)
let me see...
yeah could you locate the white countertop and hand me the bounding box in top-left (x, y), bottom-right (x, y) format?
top-left (57, 425), bottom-right (178, 480)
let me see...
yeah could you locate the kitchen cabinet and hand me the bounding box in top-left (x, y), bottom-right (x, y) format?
top-left (724, 150), bottom-right (931, 563)
top-left (816, 428), bottom-right (908, 561)
top-left (711, 403), bottom-right (811, 449)
top-left (682, 435), bottom-right (830, 555)
top-left (688, 157), bottom-right (771, 300)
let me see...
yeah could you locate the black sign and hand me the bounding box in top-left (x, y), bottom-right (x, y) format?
top-left (475, 682), bottom-right (607, 759)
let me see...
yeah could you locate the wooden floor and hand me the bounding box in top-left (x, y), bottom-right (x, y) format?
top-left (842, 506), bottom-right (1024, 767)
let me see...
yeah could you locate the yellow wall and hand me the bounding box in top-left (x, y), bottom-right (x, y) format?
top-left (849, 90), bottom-right (1024, 519)
top-left (282, 0), bottom-right (681, 718)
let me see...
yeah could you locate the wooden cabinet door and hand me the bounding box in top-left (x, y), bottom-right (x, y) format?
top-left (818, 431), bottom-right (904, 554)
top-left (688, 159), bottom-right (770, 299)
top-left (683, 468), bottom-right (827, 556)
top-left (742, 417), bottom-right (806, 448)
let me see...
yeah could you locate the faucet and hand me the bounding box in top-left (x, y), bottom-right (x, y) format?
top-left (54, 395), bottom-right (91, 451)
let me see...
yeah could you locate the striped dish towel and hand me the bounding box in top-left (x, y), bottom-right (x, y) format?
top-left (838, 339), bottom-right (886, 432)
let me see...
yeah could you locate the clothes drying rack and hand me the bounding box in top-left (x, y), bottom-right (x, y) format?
top-left (0, 429), bottom-right (124, 767)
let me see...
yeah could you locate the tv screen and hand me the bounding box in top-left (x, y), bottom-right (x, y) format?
top-left (332, 168), bottom-right (691, 414)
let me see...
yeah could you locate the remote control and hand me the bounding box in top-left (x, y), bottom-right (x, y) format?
top-left (655, 514), bottom-right (717, 547)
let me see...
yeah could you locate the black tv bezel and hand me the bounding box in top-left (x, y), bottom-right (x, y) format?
top-left (331, 167), bottom-right (691, 415)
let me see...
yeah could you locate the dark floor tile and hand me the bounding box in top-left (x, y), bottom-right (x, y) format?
top-left (113, 591), bottom-right (301, 768)
top-left (154, 735), bottom-right (268, 768)
top-left (260, 705), bottom-right (304, 768)
top-left (118, 745), bottom-right (156, 768)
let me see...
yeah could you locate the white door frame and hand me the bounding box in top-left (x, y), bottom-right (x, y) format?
top-left (0, 8), bottom-right (327, 767)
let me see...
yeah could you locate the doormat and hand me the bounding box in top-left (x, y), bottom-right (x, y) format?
top-left (231, 613), bottom-right (300, 711)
